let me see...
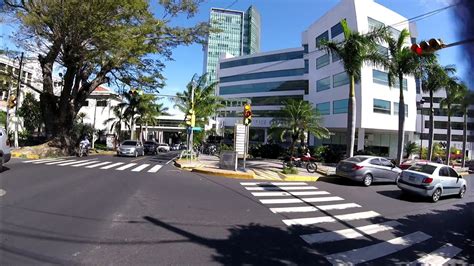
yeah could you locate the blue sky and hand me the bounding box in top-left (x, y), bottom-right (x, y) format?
top-left (1, 0), bottom-right (469, 114)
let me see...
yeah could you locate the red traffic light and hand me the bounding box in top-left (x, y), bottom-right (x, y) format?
top-left (411, 39), bottom-right (445, 56)
top-left (410, 44), bottom-right (422, 55)
top-left (244, 110), bottom-right (252, 118)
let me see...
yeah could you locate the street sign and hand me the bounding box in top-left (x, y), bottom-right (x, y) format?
top-left (234, 124), bottom-right (246, 157)
top-left (192, 127), bottom-right (202, 131)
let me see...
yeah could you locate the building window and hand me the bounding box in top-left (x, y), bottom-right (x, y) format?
top-left (394, 102), bottom-right (408, 117)
top-left (377, 45), bottom-right (389, 56)
top-left (303, 44), bottom-right (308, 53)
top-left (373, 69), bottom-right (407, 90)
top-left (368, 17), bottom-right (384, 32)
top-left (220, 51), bottom-right (304, 69)
top-left (332, 51), bottom-right (341, 62)
top-left (315, 31), bottom-right (329, 48)
top-left (316, 53), bottom-right (330, 69)
top-left (82, 100), bottom-right (89, 107)
top-left (220, 68), bottom-right (305, 83)
top-left (331, 20), bottom-right (345, 38)
top-left (389, 26), bottom-right (401, 38)
top-left (97, 100), bottom-right (107, 107)
top-left (333, 99), bottom-right (348, 114)
top-left (316, 102), bottom-right (330, 115)
top-left (373, 99), bottom-right (391, 114)
top-left (220, 80), bottom-right (308, 95)
top-left (333, 71), bottom-right (349, 87)
top-left (304, 59), bottom-right (309, 73)
top-left (316, 77), bottom-right (331, 92)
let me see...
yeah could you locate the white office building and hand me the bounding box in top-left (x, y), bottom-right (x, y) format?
top-left (216, 0), bottom-right (418, 158)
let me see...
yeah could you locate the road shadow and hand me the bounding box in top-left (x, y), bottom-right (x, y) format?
top-left (0, 166), bottom-right (11, 173)
top-left (377, 189), bottom-right (463, 203)
top-left (319, 176), bottom-right (396, 187)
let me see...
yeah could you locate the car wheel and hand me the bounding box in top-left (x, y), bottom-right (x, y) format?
top-left (395, 174), bottom-right (401, 184)
top-left (306, 162), bottom-right (317, 173)
top-left (134, 151), bottom-right (138, 158)
top-left (362, 174), bottom-right (373, 187)
top-left (458, 185), bottom-right (466, 198)
top-left (431, 188), bottom-right (442, 202)
top-left (0, 156), bottom-right (3, 172)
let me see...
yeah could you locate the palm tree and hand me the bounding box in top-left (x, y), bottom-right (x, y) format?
top-left (319, 19), bottom-right (388, 158)
top-left (459, 86), bottom-right (473, 168)
top-left (404, 141), bottom-right (419, 159)
top-left (440, 78), bottom-right (465, 165)
top-left (422, 62), bottom-right (456, 161)
top-left (271, 99), bottom-right (330, 157)
top-left (120, 90), bottom-right (141, 140)
top-left (175, 73), bottom-right (223, 127)
top-left (137, 101), bottom-right (169, 141)
top-left (103, 105), bottom-right (129, 143)
top-left (386, 29), bottom-right (432, 164)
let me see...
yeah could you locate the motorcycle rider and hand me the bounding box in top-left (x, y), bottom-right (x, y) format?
top-left (79, 136), bottom-right (90, 153)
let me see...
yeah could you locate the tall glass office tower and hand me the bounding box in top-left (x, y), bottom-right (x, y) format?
top-left (203, 6), bottom-right (261, 84)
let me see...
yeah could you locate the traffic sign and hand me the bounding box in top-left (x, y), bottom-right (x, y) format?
top-left (192, 127), bottom-right (202, 131)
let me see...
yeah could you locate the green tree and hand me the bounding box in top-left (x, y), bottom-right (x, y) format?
top-left (458, 86), bottom-right (473, 168)
top-left (271, 99), bottom-right (330, 157)
top-left (422, 61), bottom-right (456, 161)
top-left (136, 96), bottom-right (169, 142)
top-left (17, 92), bottom-right (42, 134)
top-left (319, 19), bottom-right (388, 158)
top-left (3, 0), bottom-right (209, 150)
top-left (0, 111), bottom-right (6, 127)
top-left (386, 30), bottom-right (434, 164)
top-left (174, 73), bottom-right (223, 127)
top-left (404, 141), bottom-right (419, 159)
top-left (103, 105), bottom-right (129, 142)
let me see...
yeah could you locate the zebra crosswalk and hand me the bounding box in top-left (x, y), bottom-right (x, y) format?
top-left (23, 158), bottom-right (164, 174)
top-left (240, 181), bottom-right (463, 265)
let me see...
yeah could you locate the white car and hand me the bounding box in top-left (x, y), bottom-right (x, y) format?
top-left (397, 162), bottom-right (467, 202)
top-left (157, 143), bottom-right (170, 152)
top-left (0, 128), bottom-right (11, 171)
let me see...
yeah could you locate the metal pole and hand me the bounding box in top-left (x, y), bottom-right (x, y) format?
top-left (243, 124), bottom-right (248, 170)
top-left (14, 52), bottom-right (24, 148)
top-left (5, 83), bottom-right (12, 137)
top-left (190, 83), bottom-right (195, 160)
top-left (92, 102), bottom-right (97, 149)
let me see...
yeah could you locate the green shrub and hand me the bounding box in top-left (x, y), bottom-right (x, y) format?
top-left (259, 143), bottom-right (285, 159)
top-left (282, 166), bottom-right (298, 175)
top-left (249, 144), bottom-right (261, 158)
top-left (317, 146), bottom-right (343, 163)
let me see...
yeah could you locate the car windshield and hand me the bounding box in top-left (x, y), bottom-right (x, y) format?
top-left (408, 164), bottom-right (437, 174)
top-left (122, 141), bottom-right (137, 146)
top-left (145, 141), bottom-right (155, 145)
top-left (346, 156), bottom-right (370, 163)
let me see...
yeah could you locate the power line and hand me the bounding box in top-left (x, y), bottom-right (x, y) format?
top-left (225, 0), bottom-right (239, 9)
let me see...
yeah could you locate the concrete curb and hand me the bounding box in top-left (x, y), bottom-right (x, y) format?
top-left (11, 152), bottom-right (40, 160)
top-left (191, 167), bottom-right (256, 179)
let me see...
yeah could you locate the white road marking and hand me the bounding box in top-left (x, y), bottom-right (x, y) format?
top-left (32, 158), bottom-right (65, 164)
top-left (116, 163), bottom-right (137, 171)
top-left (131, 164), bottom-right (150, 172)
top-left (245, 186), bottom-right (318, 191)
top-left (0, 189), bottom-right (6, 197)
top-left (23, 158), bottom-right (56, 163)
top-left (300, 221), bottom-right (402, 244)
top-left (252, 191), bottom-right (329, 197)
top-left (325, 231), bottom-right (431, 265)
top-left (261, 196), bottom-right (343, 205)
top-left (269, 203), bottom-right (361, 213)
top-left (282, 210), bottom-right (379, 226)
top-left (72, 161), bottom-right (100, 167)
top-left (147, 165), bottom-right (162, 173)
top-left (100, 162), bottom-right (124, 169)
top-left (86, 161), bottom-right (112, 168)
top-left (241, 182), bottom-right (308, 186)
top-left (45, 159), bottom-right (77, 165)
top-left (409, 243), bottom-right (462, 265)
top-left (58, 159), bottom-right (92, 166)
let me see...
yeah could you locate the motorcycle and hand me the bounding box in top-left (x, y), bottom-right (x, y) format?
top-left (282, 155), bottom-right (318, 173)
top-left (78, 143), bottom-right (89, 157)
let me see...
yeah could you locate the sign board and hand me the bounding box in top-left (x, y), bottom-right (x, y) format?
top-left (106, 134), bottom-right (116, 150)
top-left (192, 127), bottom-right (202, 131)
top-left (219, 151), bottom-right (238, 171)
top-left (234, 124), bottom-right (246, 158)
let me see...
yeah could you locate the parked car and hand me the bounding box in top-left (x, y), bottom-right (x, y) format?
top-left (171, 144), bottom-right (180, 151)
top-left (0, 128), bottom-right (11, 171)
top-left (398, 162), bottom-right (467, 202)
top-left (143, 141), bottom-right (158, 155)
top-left (466, 160), bottom-right (474, 172)
top-left (157, 143), bottom-right (170, 152)
top-left (336, 156), bottom-right (402, 186)
top-left (117, 140), bottom-right (145, 157)
top-left (399, 159), bottom-right (429, 170)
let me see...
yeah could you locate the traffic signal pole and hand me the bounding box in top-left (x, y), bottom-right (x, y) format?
top-left (14, 52), bottom-right (24, 148)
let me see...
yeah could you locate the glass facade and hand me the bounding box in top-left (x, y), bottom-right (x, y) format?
top-left (332, 51), bottom-right (341, 62)
top-left (373, 99), bottom-right (391, 114)
top-left (331, 21), bottom-right (344, 38)
top-left (333, 71), bottom-right (349, 87)
top-left (315, 31), bottom-right (329, 48)
top-left (220, 50), bottom-right (303, 69)
top-left (368, 17), bottom-right (384, 31)
top-left (205, 7), bottom-right (261, 83)
top-left (247, 95), bottom-right (304, 106)
top-left (316, 102), bottom-right (330, 115)
top-left (220, 80), bottom-right (308, 95)
top-left (333, 99), bottom-right (348, 114)
top-left (316, 77), bottom-right (331, 92)
top-left (220, 68), bottom-right (305, 83)
top-left (372, 69), bottom-right (407, 90)
top-left (394, 102), bottom-right (408, 117)
top-left (316, 53), bottom-right (330, 69)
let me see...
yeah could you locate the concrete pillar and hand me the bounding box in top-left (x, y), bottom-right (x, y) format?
top-left (357, 128), bottom-right (365, 151)
top-left (158, 131), bottom-right (164, 143)
top-left (264, 128), bottom-right (268, 144)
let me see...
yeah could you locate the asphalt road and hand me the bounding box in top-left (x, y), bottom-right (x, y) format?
top-left (0, 154), bottom-right (472, 265)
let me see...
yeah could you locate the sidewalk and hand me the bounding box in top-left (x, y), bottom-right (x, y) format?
top-left (175, 154), bottom-right (321, 182)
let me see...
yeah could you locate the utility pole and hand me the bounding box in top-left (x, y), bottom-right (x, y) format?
top-left (189, 82), bottom-right (195, 159)
top-left (14, 52), bottom-right (24, 148)
top-left (5, 83), bottom-right (12, 137)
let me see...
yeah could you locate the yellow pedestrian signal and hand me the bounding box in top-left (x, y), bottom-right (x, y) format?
top-left (7, 96), bottom-right (17, 109)
top-left (243, 104), bottom-right (252, 126)
top-left (185, 109), bottom-right (195, 127)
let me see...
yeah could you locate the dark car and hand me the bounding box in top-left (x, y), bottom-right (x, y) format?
top-left (336, 156), bottom-right (402, 186)
top-left (143, 141), bottom-right (158, 155)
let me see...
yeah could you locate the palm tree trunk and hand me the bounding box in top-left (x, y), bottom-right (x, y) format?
top-left (346, 75), bottom-right (356, 158)
top-left (428, 89), bottom-right (434, 161)
top-left (130, 117), bottom-right (135, 140)
top-left (461, 109), bottom-right (467, 168)
top-left (396, 74), bottom-right (405, 165)
top-left (445, 104), bottom-right (451, 165)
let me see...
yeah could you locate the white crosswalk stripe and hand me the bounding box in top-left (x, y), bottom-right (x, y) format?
top-left (131, 164), bottom-right (150, 172)
top-left (252, 191), bottom-right (329, 197)
top-left (23, 158), bottom-right (58, 164)
top-left (147, 165), bottom-right (162, 173)
top-left (116, 163), bottom-right (137, 171)
top-left (325, 231), bottom-right (431, 265)
top-left (58, 159), bottom-right (93, 166)
top-left (261, 196), bottom-right (343, 205)
top-left (245, 186), bottom-right (318, 191)
top-left (45, 159), bottom-right (77, 165)
top-left (269, 203), bottom-right (361, 213)
top-left (32, 158), bottom-right (65, 164)
top-left (300, 221), bottom-right (402, 244)
top-left (241, 182), bottom-right (308, 186)
top-left (100, 162), bottom-right (124, 169)
top-left (282, 211), bottom-right (380, 226)
top-left (86, 161), bottom-right (112, 168)
top-left (72, 161), bottom-right (100, 167)
top-left (409, 243), bottom-right (462, 265)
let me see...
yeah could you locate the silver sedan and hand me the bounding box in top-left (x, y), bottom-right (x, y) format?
top-left (117, 140), bottom-right (145, 157)
top-left (336, 156), bottom-right (402, 186)
top-left (397, 162), bottom-right (467, 202)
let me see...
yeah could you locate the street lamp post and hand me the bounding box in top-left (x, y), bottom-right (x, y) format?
top-left (418, 99), bottom-right (425, 159)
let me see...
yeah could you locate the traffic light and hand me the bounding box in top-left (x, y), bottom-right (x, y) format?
top-left (128, 89), bottom-right (142, 97)
top-left (411, 38), bottom-right (445, 55)
top-left (185, 109), bottom-right (195, 127)
top-left (243, 103), bottom-right (252, 126)
top-left (7, 95), bottom-right (17, 109)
